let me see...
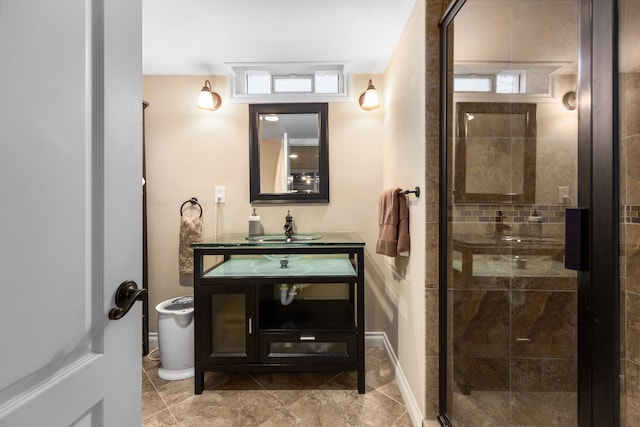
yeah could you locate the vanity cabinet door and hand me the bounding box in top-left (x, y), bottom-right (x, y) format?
top-left (196, 284), bottom-right (257, 365)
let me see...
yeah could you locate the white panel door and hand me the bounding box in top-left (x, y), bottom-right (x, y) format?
top-left (0, 0), bottom-right (142, 425)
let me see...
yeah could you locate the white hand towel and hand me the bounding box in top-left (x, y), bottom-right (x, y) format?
top-left (376, 188), bottom-right (410, 257)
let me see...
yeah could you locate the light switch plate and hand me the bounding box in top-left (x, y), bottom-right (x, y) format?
top-left (215, 186), bottom-right (225, 203)
top-left (558, 186), bottom-right (569, 203)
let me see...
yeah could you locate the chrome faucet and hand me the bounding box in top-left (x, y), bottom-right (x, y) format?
top-left (494, 210), bottom-right (512, 236)
top-left (284, 210), bottom-right (294, 237)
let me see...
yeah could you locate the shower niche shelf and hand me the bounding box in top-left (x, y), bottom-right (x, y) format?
top-left (191, 232), bottom-right (365, 394)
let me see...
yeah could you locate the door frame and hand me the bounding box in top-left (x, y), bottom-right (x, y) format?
top-left (578, 0), bottom-right (619, 424)
top-left (436, 0), bottom-right (620, 424)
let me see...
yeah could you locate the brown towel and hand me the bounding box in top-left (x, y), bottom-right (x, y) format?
top-left (376, 188), bottom-right (410, 257)
top-left (179, 216), bottom-right (203, 273)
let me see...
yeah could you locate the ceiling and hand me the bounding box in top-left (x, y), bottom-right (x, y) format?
top-left (142, 0), bottom-right (417, 76)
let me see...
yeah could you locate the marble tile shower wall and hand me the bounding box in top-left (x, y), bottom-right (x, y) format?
top-left (620, 70), bottom-right (640, 426)
top-left (450, 203), bottom-right (578, 425)
top-left (424, 0), bottom-right (446, 419)
top-left (450, 280), bottom-right (577, 425)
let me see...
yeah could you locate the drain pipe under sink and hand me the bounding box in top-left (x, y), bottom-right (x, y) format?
top-left (279, 284), bottom-right (308, 305)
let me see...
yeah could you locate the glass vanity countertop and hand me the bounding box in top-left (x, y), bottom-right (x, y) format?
top-left (192, 232), bottom-right (365, 248)
top-left (452, 233), bottom-right (564, 248)
top-left (204, 257), bottom-right (357, 278)
top-left (452, 255), bottom-right (575, 278)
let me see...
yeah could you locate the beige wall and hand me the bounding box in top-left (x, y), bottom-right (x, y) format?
top-left (376, 0), bottom-right (427, 417)
top-left (143, 4), bottom-right (429, 421)
top-left (143, 73), bottom-right (387, 332)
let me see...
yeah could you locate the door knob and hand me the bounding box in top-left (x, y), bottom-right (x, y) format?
top-left (109, 280), bottom-right (147, 320)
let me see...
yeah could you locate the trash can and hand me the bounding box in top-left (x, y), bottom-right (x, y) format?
top-left (155, 296), bottom-right (194, 380)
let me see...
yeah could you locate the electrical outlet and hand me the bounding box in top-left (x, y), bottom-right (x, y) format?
top-left (558, 186), bottom-right (569, 203)
top-left (215, 186), bottom-right (225, 203)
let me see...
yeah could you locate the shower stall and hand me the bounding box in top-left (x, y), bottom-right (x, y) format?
top-left (437, 0), bottom-right (639, 425)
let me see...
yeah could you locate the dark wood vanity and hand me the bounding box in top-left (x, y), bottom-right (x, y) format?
top-left (192, 232), bottom-right (365, 394)
top-left (453, 234), bottom-right (564, 279)
top-left (452, 233), bottom-right (573, 288)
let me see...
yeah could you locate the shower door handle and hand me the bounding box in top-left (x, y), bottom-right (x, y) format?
top-left (565, 208), bottom-right (589, 271)
top-left (109, 280), bottom-right (147, 320)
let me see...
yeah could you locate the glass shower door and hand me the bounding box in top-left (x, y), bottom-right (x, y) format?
top-left (619, 0), bottom-right (640, 424)
top-left (440, 0), bottom-right (579, 425)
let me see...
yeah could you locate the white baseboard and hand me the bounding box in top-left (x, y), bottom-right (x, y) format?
top-left (366, 332), bottom-right (424, 427)
top-left (364, 331), bottom-right (385, 348)
top-left (147, 331), bottom-right (423, 426)
top-left (148, 332), bottom-right (158, 349)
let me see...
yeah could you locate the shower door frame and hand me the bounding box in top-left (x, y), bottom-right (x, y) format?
top-left (437, 0), bottom-right (620, 425)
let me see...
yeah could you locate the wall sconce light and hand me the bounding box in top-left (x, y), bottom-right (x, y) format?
top-left (196, 80), bottom-right (222, 111)
top-left (562, 91), bottom-right (577, 110)
top-left (359, 79), bottom-right (380, 110)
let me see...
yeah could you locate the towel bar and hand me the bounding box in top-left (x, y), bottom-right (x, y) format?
top-left (399, 186), bottom-right (420, 198)
top-left (180, 197), bottom-right (203, 218)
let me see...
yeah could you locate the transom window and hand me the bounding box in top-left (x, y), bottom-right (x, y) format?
top-left (228, 63), bottom-right (350, 102)
top-left (454, 71), bottom-right (527, 94)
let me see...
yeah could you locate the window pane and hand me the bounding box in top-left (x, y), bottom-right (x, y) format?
top-left (273, 76), bottom-right (313, 92)
top-left (247, 72), bottom-right (271, 94)
top-left (315, 71), bottom-right (339, 93)
top-left (454, 76), bottom-right (492, 92)
top-left (496, 71), bottom-right (521, 93)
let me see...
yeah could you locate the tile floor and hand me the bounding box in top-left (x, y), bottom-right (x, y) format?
top-left (142, 346), bottom-right (414, 426)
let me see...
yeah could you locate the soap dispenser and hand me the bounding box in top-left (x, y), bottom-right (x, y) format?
top-left (284, 210), bottom-right (294, 237)
top-left (248, 208), bottom-right (263, 236)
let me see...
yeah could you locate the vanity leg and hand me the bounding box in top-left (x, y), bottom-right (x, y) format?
top-left (195, 369), bottom-right (204, 394)
top-left (356, 249), bottom-right (365, 394)
top-left (349, 281), bottom-right (355, 306)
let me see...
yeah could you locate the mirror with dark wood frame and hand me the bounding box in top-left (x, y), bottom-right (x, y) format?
top-left (249, 103), bottom-right (329, 203)
top-left (454, 102), bottom-right (537, 204)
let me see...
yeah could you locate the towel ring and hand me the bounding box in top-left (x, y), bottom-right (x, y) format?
top-left (180, 197), bottom-right (203, 218)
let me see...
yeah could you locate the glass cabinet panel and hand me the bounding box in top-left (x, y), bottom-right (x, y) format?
top-left (211, 294), bottom-right (247, 356)
top-left (268, 341), bottom-right (348, 356)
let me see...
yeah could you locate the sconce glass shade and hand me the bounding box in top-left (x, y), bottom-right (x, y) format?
top-left (359, 79), bottom-right (380, 110)
top-left (197, 80), bottom-right (222, 111)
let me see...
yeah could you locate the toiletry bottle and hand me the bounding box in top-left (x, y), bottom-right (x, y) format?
top-left (527, 209), bottom-right (543, 238)
top-left (249, 208), bottom-right (262, 236)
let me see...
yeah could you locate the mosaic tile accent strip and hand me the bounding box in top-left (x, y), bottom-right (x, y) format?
top-left (451, 204), bottom-right (567, 224)
top-left (451, 204), bottom-right (640, 224)
top-left (624, 205), bottom-right (640, 224)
